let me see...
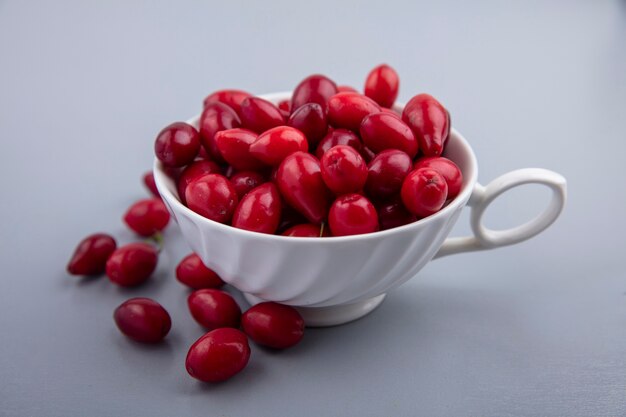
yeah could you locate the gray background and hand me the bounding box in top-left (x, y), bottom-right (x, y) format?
top-left (1, 1), bottom-right (625, 416)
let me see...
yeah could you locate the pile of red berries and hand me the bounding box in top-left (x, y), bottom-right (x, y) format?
top-left (156, 64), bottom-right (462, 237)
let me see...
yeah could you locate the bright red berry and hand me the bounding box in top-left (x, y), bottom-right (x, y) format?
top-left (320, 145), bottom-right (368, 195)
top-left (314, 128), bottom-right (362, 160)
top-left (185, 174), bottom-right (238, 224)
top-left (176, 253), bottom-right (225, 289)
top-left (203, 89), bottom-right (251, 116)
top-left (154, 122), bottom-right (200, 167)
top-left (360, 112), bottom-right (418, 157)
top-left (327, 92), bottom-right (381, 131)
top-left (67, 233), bottom-right (117, 276)
top-left (123, 198), bottom-right (170, 237)
top-left (186, 328), bottom-right (251, 383)
top-left (242, 302), bottom-right (304, 349)
top-left (291, 74), bottom-right (338, 112)
top-left (188, 289), bottom-right (242, 330)
top-left (177, 160), bottom-right (222, 204)
top-left (232, 183), bottom-right (282, 234)
top-left (198, 102), bottom-right (241, 163)
top-left (364, 64), bottom-right (400, 108)
top-left (402, 94), bottom-right (450, 157)
top-left (143, 172), bottom-right (160, 198)
top-left (328, 194), bottom-right (379, 236)
top-left (106, 243), bottom-right (158, 287)
top-left (401, 168), bottom-right (448, 218)
top-left (337, 85), bottom-right (358, 93)
top-left (240, 97), bottom-right (285, 133)
top-left (249, 126), bottom-right (308, 166)
top-left (214, 128), bottom-right (265, 171)
top-left (413, 156), bottom-right (463, 199)
top-left (113, 298), bottom-right (171, 344)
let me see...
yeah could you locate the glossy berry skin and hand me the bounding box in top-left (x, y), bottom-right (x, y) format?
top-left (143, 172), bottom-right (160, 198)
top-left (187, 289), bottom-right (242, 330)
top-left (214, 128), bottom-right (265, 171)
top-left (327, 92), bottom-right (381, 132)
top-left (364, 64), bottom-right (400, 108)
top-left (413, 156), bottom-right (463, 199)
top-left (67, 233), bottom-right (117, 276)
top-left (377, 199), bottom-right (417, 230)
top-left (106, 243), bottom-right (158, 287)
top-left (315, 128), bottom-right (362, 159)
top-left (232, 183), bottom-right (282, 234)
top-left (114, 298), bottom-right (171, 344)
top-left (176, 253), bottom-right (225, 289)
top-left (154, 122), bottom-right (200, 167)
top-left (177, 160), bottom-right (222, 204)
top-left (365, 149), bottom-right (413, 200)
top-left (240, 97), bottom-right (285, 133)
top-left (291, 74), bottom-right (338, 112)
top-left (199, 102), bottom-right (241, 163)
top-left (401, 168), bottom-right (448, 218)
top-left (185, 174), bottom-right (238, 224)
top-left (249, 126), bottom-right (308, 166)
top-left (360, 112), bottom-right (418, 157)
top-left (123, 198), bottom-right (170, 237)
top-left (277, 99), bottom-right (291, 113)
top-left (402, 94), bottom-right (450, 157)
top-left (242, 302), bottom-right (304, 349)
top-left (276, 205), bottom-right (307, 233)
top-left (329, 194), bottom-right (379, 236)
top-left (281, 223), bottom-right (330, 237)
top-left (337, 85), bottom-right (358, 93)
top-left (203, 89), bottom-right (251, 116)
top-left (287, 103), bottom-right (328, 147)
top-left (230, 170), bottom-right (266, 199)
top-left (185, 328), bottom-right (251, 383)
top-left (276, 152), bottom-right (332, 224)
top-left (320, 145), bottom-right (367, 195)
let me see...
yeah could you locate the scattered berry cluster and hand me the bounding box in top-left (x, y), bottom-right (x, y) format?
top-left (156, 64), bottom-right (462, 237)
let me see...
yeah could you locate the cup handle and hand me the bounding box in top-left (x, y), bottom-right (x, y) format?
top-left (433, 168), bottom-right (567, 259)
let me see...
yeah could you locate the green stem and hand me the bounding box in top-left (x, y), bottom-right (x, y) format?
top-left (146, 231), bottom-right (164, 253)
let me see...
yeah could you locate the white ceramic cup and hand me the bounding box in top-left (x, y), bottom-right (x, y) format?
top-left (154, 92), bottom-right (567, 327)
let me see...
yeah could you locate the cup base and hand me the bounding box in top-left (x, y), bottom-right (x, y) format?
top-left (242, 293), bottom-right (387, 327)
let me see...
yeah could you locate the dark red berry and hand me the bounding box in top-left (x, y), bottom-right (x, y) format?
top-left (360, 112), bottom-right (418, 157)
top-left (176, 253), bottom-right (225, 289)
top-left (291, 74), bottom-right (338, 112)
top-left (240, 97), bottom-right (285, 133)
top-left (377, 199), bottom-right (417, 230)
top-left (123, 198), bottom-right (170, 237)
top-left (287, 103), bottom-right (328, 147)
top-left (154, 122), bottom-right (200, 167)
top-left (143, 172), bottom-right (160, 198)
top-left (230, 170), bottom-right (266, 199)
top-left (177, 160), bottom-right (222, 204)
top-left (203, 89), bottom-right (251, 116)
top-left (413, 156), bottom-right (463, 199)
top-left (67, 233), bottom-right (117, 276)
top-left (401, 168), bottom-right (448, 218)
top-left (198, 102), bottom-right (241, 163)
top-left (188, 289), bottom-right (242, 330)
top-left (402, 94), bottom-right (450, 157)
top-left (281, 223), bottom-right (330, 237)
top-left (365, 149), bottom-right (413, 200)
top-left (232, 183), bottom-right (282, 234)
top-left (327, 92), bottom-right (381, 131)
top-left (320, 145), bottom-right (367, 195)
top-left (328, 194), bottom-right (379, 236)
top-left (364, 64), bottom-right (400, 108)
top-left (106, 243), bottom-right (158, 287)
top-left (113, 298), bottom-right (171, 344)
top-left (185, 174), bottom-right (238, 224)
top-left (242, 302), bottom-right (304, 349)
top-left (186, 328), bottom-right (251, 383)
top-left (315, 128), bottom-right (362, 160)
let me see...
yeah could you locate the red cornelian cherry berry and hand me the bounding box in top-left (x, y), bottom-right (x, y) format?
top-left (106, 242), bottom-right (158, 287)
top-left (186, 328), bottom-right (251, 383)
top-left (413, 156), bottom-right (463, 199)
top-left (232, 183), bottom-right (282, 234)
top-left (229, 170), bottom-right (266, 199)
top-left (276, 151), bottom-right (332, 224)
top-left (123, 198), bottom-right (170, 237)
top-left (402, 94), bottom-right (450, 157)
top-left (281, 223), bottom-right (330, 237)
top-left (360, 112), bottom-right (418, 157)
top-left (114, 298), bottom-right (171, 344)
top-left (249, 126), bottom-right (308, 166)
top-left (329, 194), bottom-right (379, 236)
top-left (337, 85), bottom-right (358, 93)
top-left (214, 128), bottom-right (265, 171)
top-left (360, 146), bottom-right (376, 163)
top-left (377, 199), bottom-right (417, 230)
top-left (320, 145), bottom-right (368, 195)
top-left (187, 289), bottom-right (242, 330)
top-left (185, 173), bottom-right (239, 223)
top-left (177, 159), bottom-right (222, 204)
top-left (287, 103), bottom-right (328, 147)
top-left (143, 172), bottom-right (160, 198)
top-left (291, 74), bottom-right (338, 112)
top-left (365, 149), bottom-right (413, 200)
top-left (314, 128), bottom-right (362, 159)
top-left (276, 205), bottom-right (308, 233)
top-left (364, 64), bottom-right (400, 108)
top-left (176, 253), bottom-right (225, 289)
top-left (327, 92), bottom-right (381, 132)
top-left (67, 233), bottom-right (117, 276)
top-left (242, 302), bottom-right (304, 349)
top-left (278, 99), bottom-right (291, 113)
top-left (401, 168), bottom-right (448, 218)
top-left (154, 122), bottom-right (200, 167)
top-left (199, 102), bottom-right (241, 163)
top-left (203, 89), bottom-right (252, 116)
top-left (240, 97), bottom-right (285, 133)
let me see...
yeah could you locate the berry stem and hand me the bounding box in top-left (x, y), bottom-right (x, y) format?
top-left (146, 232), bottom-right (164, 253)
top-left (319, 222), bottom-right (325, 237)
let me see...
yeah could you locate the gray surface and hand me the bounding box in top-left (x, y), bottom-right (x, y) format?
top-left (1, 1), bottom-right (625, 416)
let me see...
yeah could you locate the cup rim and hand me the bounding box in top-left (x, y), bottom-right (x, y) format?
top-left (153, 92), bottom-right (479, 244)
